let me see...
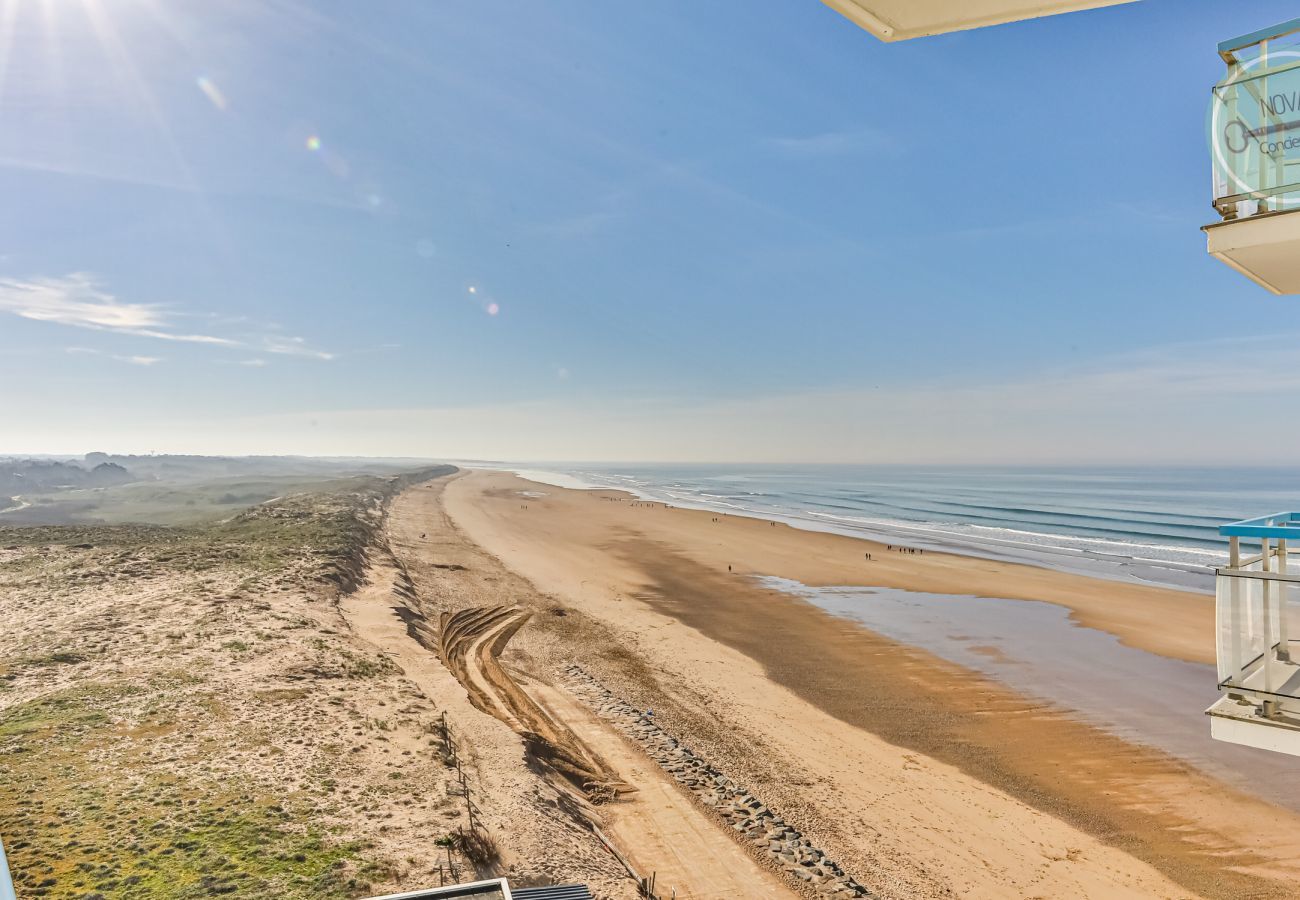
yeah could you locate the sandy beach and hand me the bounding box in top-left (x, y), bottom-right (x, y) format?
top-left (427, 469), bottom-right (1300, 899)
top-left (12, 467), bottom-right (1298, 899)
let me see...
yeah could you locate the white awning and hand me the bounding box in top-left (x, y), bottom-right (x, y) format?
top-left (820, 0), bottom-right (1138, 41)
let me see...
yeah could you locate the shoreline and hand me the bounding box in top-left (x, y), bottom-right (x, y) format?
top-left (467, 468), bottom-right (1216, 666)
top-left (471, 463), bottom-right (1219, 593)
top-left (441, 469), bottom-right (1300, 898)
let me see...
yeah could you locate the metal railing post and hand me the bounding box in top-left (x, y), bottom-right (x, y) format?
top-left (1261, 38), bottom-right (1272, 211)
top-left (1281, 539), bottom-right (1292, 662)
top-left (1263, 538), bottom-right (1278, 704)
top-left (1230, 569), bottom-right (1244, 681)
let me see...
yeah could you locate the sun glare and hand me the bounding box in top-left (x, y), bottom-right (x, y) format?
top-left (195, 75), bottom-right (227, 111)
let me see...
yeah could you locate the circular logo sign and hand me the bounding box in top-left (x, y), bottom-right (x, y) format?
top-left (1209, 49), bottom-right (1300, 213)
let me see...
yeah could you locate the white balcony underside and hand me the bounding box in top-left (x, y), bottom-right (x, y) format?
top-left (819, 0), bottom-right (1138, 41)
top-left (1204, 210), bottom-right (1300, 295)
top-left (1208, 696), bottom-right (1300, 755)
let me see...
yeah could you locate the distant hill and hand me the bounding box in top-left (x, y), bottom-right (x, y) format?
top-left (0, 459), bottom-right (136, 495)
top-left (76, 453), bottom-right (438, 482)
top-left (0, 455), bottom-right (449, 525)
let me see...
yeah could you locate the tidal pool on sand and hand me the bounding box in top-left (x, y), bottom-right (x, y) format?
top-left (755, 575), bottom-right (1300, 811)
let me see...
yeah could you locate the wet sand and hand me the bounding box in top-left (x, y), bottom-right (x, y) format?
top-left (759, 577), bottom-right (1300, 813)
top-left (444, 470), bottom-right (1300, 899)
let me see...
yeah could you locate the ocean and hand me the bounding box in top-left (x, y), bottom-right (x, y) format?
top-left (469, 463), bottom-right (1300, 591)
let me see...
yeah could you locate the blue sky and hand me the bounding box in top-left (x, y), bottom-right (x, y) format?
top-left (3, 0), bottom-right (1300, 462)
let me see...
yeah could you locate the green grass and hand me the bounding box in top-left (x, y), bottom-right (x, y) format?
top-left (0, 485), bottom-right (384, 597)
top-left (0, 650), bottom-right (93, 680)
top-left (0, 475), bottom-right (368, 527)
top-left (338, 650), bottom-right (399, 679)
top-left (0, 464), bottom-right (453, 528)
top-left (0, 686), bottom-right (382, 900)
top-left (6, 784), bottom-right (377, 899)
top-left (0, 684), bottom-right (130, 742)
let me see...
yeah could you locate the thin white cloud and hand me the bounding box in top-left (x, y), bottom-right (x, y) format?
top-left (763, 128), bottom-right (897, 158)
top-left (0, 273), bottom-right (235, 345)
top-left (239, 358), bottom-right (269, 367)
top-left (0, 273), bottom-right (333, 359)
top-left (533, 210), bottom-right (620, 239)
top-left (0, 155), bottom-right (199, 195)
top-left (128, 328), bottom-right (239, 346)
top-left (0, 155), bottom-right (373, 215)
top-left (1, 273), bottom-right (164, 330)
top-left (259, 335), bottom-right (335, 360)
top-left (68, 346), bottom-right (162, 365)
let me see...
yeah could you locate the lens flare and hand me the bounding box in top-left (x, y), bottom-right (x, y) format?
top-left (196, 76), bottom-right (227, 111)
top-left (467, 285), bottom-right (477, 294)
top-left (486, 302), bottom-right (500, 316)
top-left (306, 135), bottom-right (321, 152)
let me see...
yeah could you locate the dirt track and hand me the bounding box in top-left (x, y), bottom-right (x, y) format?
top-left (347, 474), bottom-right (798, 899)
top-left (341, 532), bottom-right (636, 895)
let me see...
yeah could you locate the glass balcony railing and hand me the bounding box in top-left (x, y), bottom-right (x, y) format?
top-left (1214, 514), bottom-right (1300, 728)
top-left (1211, 19), bottom-right (1300, 221)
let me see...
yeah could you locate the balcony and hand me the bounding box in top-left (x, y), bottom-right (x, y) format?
top-left (819, 0), bottom-right (1136, 41)
top-left (1205, 19), bottom-right (1300, 294)
top-left (363, 879), bottom-right (592, 900)
top-left (1208, 512), bottom-right (1300, 754)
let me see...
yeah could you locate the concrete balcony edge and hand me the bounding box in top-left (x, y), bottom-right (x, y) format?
top-left (1204, 208), bottom-right (1300, 295)
top-left (820, 0), bottom-right (1138, 41)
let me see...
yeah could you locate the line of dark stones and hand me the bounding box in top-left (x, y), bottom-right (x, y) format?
top-left (563, 664), bottom-right (875, 899)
